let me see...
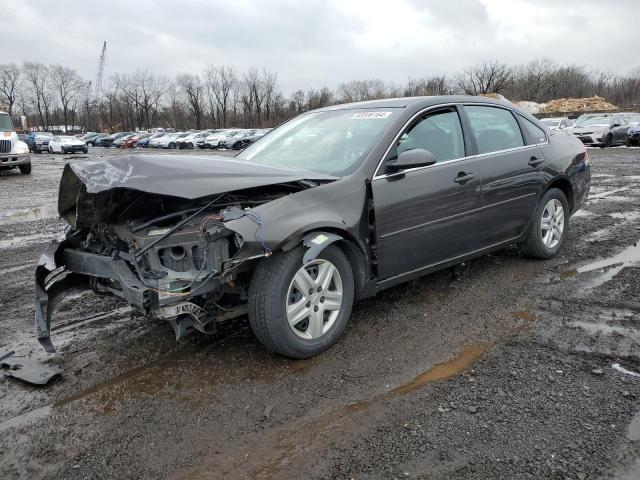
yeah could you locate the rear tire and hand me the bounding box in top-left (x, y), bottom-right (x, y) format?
top-left (520, 188), bottom-right (569, 259)
top-left (19, 164), bottom-right (31, 174)
top-left (248, 245), bottom-right (355, 359)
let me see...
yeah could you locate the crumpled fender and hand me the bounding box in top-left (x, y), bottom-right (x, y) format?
top-left (223, 176), bottom-right (367, 256)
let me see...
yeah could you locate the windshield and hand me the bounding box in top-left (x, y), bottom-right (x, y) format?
top-left (576, 117), bottom-right (609, 127)
top-left (60, 136), bottom-right (75, 141)
top-left (0, 113), bottom-right (14, 132)
top-left (237, 109), bottom-right (397, 176)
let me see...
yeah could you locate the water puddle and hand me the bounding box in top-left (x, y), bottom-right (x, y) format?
top-left (556, 240), bottom-right (640, 288)
top-left (572, 209), bottom-right (596, 218)
top-left (0, 232), bottom-right (53, 250)
top-left (627, 411), bottom-right (640, 441)
top-left (0, 204), bottom-right (58, 224)
top-left (572, 322), bottom-right (640, 342)
top-left (345, 343), bottom-right (490, 413)
top-left (612, 363), bottom-right (640, 378)
top-left (0, 405), bottom-right (52, 433)
top-left (388, 343), bottom-right (490, 396)
top-left (0, 264), bottom-right (31, 275)
top-left (609, 212), bottom-right (640, 221)
top-left (588, 187), bottom-right (629, 199)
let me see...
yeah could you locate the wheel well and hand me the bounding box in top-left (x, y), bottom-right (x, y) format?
top-left (286, 228), bottom-right (370, 300)
top-left (547, 178), bottom-right (574, 213)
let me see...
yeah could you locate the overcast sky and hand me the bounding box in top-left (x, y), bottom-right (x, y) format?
top-left (4, 0), bottom-right (639, 92)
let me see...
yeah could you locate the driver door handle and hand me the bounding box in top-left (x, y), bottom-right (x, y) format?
top-left (528, 156), bottom-right (544, 167)
top-left (454, 172), bottom-right (475, 184)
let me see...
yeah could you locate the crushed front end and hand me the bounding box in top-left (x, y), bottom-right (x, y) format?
top-left (34, 159), bottom-right (313, 353)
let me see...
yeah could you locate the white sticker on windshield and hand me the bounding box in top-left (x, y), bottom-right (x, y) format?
top-left (350, 111), bottom-right (392, 119)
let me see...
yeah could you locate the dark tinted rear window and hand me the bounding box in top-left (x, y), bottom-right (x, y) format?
top-left (464, 105), bottom-right (524, 154)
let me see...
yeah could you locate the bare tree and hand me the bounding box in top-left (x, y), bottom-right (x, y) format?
top-left (205, 65), bottom-right (237, 128)
top-left (338, 79), bottom-right (387, 103)
top-left (23, 62), bottom-right (54, 129)
top-left (403, 75), bottom-right (450, 97)
top-left (0, 63), bottom-right (21, 117)
top-left (176, 72), bottom-right (205, 129)
top-left (51, 65), bottom-right (85, 132)
top-left (117, 70), bottom-right (166, 129)
top-left (455, 61), bottom-right (512, 95)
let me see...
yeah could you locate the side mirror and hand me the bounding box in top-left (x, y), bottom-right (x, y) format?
top-left (386, 148), bottom-right (437, 173)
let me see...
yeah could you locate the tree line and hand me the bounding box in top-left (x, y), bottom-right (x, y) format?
top-left (0, 59), bottom-right (638, 133)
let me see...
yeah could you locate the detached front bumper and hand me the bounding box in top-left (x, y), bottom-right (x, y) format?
top-left (0, 152), bottom-right (30, 166)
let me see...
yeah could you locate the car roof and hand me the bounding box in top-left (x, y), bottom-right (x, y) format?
top-left (310, 95), bottom-right (514, 113)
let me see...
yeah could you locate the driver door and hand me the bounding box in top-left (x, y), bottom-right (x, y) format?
top-left (372, 107), bottom-right (482, 280)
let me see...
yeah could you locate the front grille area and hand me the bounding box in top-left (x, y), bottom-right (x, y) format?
top-left (0, 140), bottom-right (10, 153)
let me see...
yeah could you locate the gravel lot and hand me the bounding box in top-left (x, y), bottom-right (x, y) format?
top-left (1, 147), bottom-right (640, 479)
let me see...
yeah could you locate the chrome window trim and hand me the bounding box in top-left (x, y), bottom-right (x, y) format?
top-left (372, 101), bottom-right (549, 181)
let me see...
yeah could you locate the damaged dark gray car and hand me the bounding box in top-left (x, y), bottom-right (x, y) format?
top-left (35, 96), bottom-right (590, 358)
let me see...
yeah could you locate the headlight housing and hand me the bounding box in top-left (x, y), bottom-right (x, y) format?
top-left (15, 141), bottom-right (29, 155)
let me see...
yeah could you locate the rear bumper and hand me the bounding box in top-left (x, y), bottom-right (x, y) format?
top-left (0, 153), bottom-right (30, 166)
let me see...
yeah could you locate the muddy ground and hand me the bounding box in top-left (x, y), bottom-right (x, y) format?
top-left (1, 147), bottom-right (640, 480)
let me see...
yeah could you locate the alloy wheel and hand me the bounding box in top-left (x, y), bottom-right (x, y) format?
top-left (541, 198), bottom-right (564, 249)
top-left (286, 259), bottom-right (343, 340)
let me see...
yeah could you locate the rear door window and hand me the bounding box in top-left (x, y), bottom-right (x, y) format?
top-left (464, 105), bottom-right (524, 154)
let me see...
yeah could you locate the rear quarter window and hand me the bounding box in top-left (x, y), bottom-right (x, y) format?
top-left (518, 116), bottom-right (547, 144)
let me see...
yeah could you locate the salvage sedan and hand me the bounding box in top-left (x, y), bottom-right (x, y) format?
top-left (35, 96), bottom-right (591, 358)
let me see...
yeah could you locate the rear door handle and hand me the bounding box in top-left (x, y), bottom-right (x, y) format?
top-left (454, 172), bottom-right (475, 184)
top-left (528, 156), bottom-right (544, 167)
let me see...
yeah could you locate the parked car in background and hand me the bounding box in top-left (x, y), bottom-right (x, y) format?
top-left (541, 117), bottom-right (572, 131)
top-left (86, 133), bottom-right (109, 146)
top-left (196, 130), bottom-right (221, 148)
top-left (627, 125), bottom-right (640, 146)
top-left (31, 132), bottom-right (54, 153)
top-left (0, 111), bottom-right (31, 174)
top-left (152, 133), bottom-right (179, 149)
top-left (112, 133), bottom-right (139, 148)
top-left (572, 115), bottom-right (630, 147)
top-left (218, 129), bottom-right (258, 150)
top-left (121, 133), bottom-right (149, 148)
top-left (48, 135), bottom-right (88, 154)
top-left (98, 132), bottom-right (132, 148)
top-left (177, 131), bottom-right (211, 149)
top-left (138, 132), bottom-right (165, 148)
top-left (202, 129), bottom-right (240, 149)
top-left (34, 96), bottom-right (591, 358)
top-left (79, 132), bottom-right (97, 141)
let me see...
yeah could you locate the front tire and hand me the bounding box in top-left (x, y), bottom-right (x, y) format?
top-left (248, 245), bottom-right (355, 358)
top-left (19, 164), bottom-right (31, 174)
top-left (520, 188), bottom-right (569, 259)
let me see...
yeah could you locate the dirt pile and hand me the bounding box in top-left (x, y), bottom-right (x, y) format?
top-left (541, 96), bottom-right (618, 113)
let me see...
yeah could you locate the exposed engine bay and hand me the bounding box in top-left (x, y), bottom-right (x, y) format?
top-left (35, 155), bottom-right (341, 352)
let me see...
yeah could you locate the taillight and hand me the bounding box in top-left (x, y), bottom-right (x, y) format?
top-left (584, 148), bottom-right (589, 165)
